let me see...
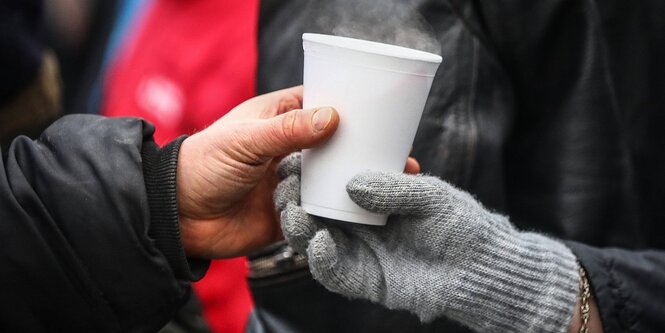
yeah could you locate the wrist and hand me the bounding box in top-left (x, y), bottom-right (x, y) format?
top-left (177, 215), bottom-right (211, 259)
top-left (143, 135), bottom-right (209, 280)
top-left (567, 266), bottom-right (603, 333)
top-left (443, 220), bottom-right (580, 332)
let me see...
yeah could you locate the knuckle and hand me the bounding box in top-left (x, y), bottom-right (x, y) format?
top-left (280, 110), bottom-right (299, 140)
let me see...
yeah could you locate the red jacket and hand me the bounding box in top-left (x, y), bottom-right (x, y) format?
top-left (102, 0), bottom-right (258, 332)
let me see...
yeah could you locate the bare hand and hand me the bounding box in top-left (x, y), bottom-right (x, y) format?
top-left (176, 86), bottom-right (339, 258)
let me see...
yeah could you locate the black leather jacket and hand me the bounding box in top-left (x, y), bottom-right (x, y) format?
top-left (251, 0), bottom-right (665, 332)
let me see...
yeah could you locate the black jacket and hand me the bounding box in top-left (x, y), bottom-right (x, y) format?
top-left (0, 115), bottom-right (201, 331)
top-left (251, 0), bottom-right (665, 332)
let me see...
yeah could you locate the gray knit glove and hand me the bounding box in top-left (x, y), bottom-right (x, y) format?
top-left (275, 153), bottom-right (580, 332)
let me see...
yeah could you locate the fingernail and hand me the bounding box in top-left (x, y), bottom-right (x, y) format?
top-left (312, 107), bottom-right (334, 132)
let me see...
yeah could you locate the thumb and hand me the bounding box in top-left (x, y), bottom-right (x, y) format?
top-left (346, 171), bottom-right (446, 215)
top-left (246, 107), bottom-right (339, 159)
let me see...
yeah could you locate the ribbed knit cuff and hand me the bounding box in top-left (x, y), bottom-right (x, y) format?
top-left (142, 135), bottom-right (209, 281)
top-left (455, 217), bottom-right (579, 332)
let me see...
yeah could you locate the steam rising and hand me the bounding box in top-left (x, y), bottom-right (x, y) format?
top-left (305, 0), bottom-right (440, 55)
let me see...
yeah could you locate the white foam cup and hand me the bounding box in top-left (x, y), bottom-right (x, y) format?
top-left (301, 33), bottom-right (442, 226)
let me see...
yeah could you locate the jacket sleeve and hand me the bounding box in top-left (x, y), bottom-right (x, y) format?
top-left (0, 114), bottom-right (207, 332)
top-left (566, 242), bottom-right (665, 333)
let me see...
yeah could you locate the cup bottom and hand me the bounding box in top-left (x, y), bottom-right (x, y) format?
top-left (301, 202), bottom-right (388, 226)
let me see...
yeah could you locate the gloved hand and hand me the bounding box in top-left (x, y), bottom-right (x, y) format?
top-left (275, 153), bottom-right (580, 332)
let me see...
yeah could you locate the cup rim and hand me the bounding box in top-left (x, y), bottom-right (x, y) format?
top-left (303, 33), bottom-right (442, 64)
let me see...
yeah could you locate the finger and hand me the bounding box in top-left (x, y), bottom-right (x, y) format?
top-left (262, 86), bottom-right (304, 116)
top-left (245, 107), bottom-right (339, 160)
top-left (277, 152), bottom-right (302, 179)
top-left (307, 228), bottom-right (382, 302)
top-left (274, 174), bottom-right (301, 211)
top-left (280, 202), bottom-right (321, 254)
top-left (346, 171), bottom-right (445, 215)
top-left (404, 157), bottom-right (420, 174)
top-left (228, 86), bottom-right (303, 120)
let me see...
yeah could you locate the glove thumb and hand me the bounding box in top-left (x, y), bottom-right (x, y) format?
top-left (346, 171), bottom-right (445, 215)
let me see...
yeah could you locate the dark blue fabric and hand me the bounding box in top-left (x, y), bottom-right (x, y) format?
top-left (567, 242), bottom-right (665, 332)
top-left (0, 0), bottom-right (42, 104)
top-left (85, 0), bottom-right (153, 114)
